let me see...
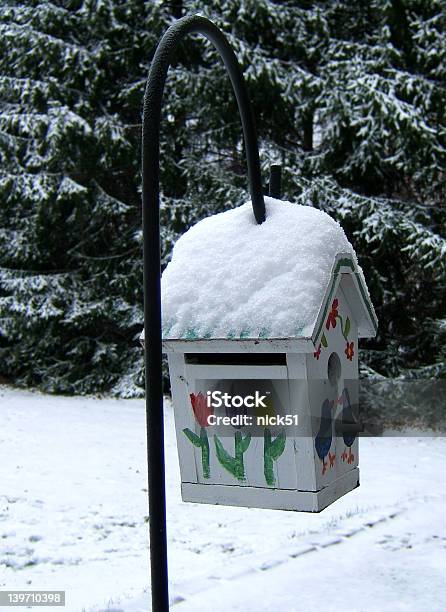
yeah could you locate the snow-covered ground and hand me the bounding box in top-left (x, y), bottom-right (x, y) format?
top-left (1, 385), bottom-right (445, 611)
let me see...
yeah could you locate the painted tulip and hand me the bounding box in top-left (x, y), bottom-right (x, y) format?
top-left (190, 392), bottom-right (213, 427)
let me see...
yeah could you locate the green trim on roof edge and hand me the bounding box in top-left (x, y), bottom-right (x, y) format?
top-left (313, 256), bottom-right (377, 344)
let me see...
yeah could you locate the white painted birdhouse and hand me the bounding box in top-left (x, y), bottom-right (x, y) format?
top-left (156, 197), bottom-right (377, 512)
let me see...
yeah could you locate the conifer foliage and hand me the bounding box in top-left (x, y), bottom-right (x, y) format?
top-left (0, 1), bottom-right (444, 396)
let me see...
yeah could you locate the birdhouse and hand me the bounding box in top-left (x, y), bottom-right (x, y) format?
top-left (158, 197), bottom-right (377, 512)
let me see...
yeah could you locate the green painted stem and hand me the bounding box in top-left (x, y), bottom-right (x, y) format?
top-left (264, 428), bottom-right (286, 486)
top-left (214, 431), bottom-right (251, 481)
top-left (183, 426), bottom-right (210, 478)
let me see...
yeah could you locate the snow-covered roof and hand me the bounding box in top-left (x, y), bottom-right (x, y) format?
top-left (160, 197), bottom-right (376, 341)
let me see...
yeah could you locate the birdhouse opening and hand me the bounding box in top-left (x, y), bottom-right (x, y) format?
top-left (184, 353), bottom-right (287, 366)
top-left (327, 352), bottom-right (341, 388)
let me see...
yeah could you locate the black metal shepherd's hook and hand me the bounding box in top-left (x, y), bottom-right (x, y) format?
top-left (142, 15), bottom-right (267, 611)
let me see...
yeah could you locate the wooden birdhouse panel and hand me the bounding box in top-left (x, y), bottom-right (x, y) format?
top-left (168, 353), bottom-right (202, 485)
top-left (331, 285), bottom-right (360, 480)
top-left (286, 382), bottom-right (317, 492)
top-left (306, 285), bottom-right (360, 495)
top-left (169, 354), bottom-right (301, 495)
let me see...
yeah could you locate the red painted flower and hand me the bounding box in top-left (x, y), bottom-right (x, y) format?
top-left (190, 392), bottom-right (213, 428)
top-left (326, 298), bottom-right (339, 330)
top-left (313, 344), bottom-right (321, 360)
top-left (345, 341), bottom-right (355, 361)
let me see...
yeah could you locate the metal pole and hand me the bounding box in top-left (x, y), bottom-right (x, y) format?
top-left (141, 15), bottom-right (265, 611)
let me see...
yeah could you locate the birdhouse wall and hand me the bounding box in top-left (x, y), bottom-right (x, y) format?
top-left (166, 274), bottom-right (363, 510)
top-left (306, 283), bottom-right (360, 494)
top-left (168, 353), bottom-right (300, 492)
top-left (286, 354), bottom-right (318, 492)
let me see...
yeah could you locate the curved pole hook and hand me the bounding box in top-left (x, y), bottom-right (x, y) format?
top-left (141, 15), bottom-right (265, 611)
top-left (142, 14), bottom-right (266, 226)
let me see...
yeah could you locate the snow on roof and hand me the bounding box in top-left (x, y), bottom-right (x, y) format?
top-left (161, 197), bottom-right (364, 340)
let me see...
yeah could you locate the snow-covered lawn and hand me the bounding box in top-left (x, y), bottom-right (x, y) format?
top-left (1, 385), bottom-right (445, 611)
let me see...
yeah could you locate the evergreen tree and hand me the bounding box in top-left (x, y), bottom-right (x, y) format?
top-left (293, 0), bottom-right (446, 386)
top-left (0, 0), bottom-right (167, 394)
top-left (0, 0), bottom-right (444, 399)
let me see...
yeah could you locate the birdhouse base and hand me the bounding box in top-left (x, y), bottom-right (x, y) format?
top-left (181, 467), bottom-right (359, 513)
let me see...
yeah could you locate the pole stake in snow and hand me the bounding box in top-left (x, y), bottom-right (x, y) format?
top-left (141, 14), bottom-right (265, 612)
